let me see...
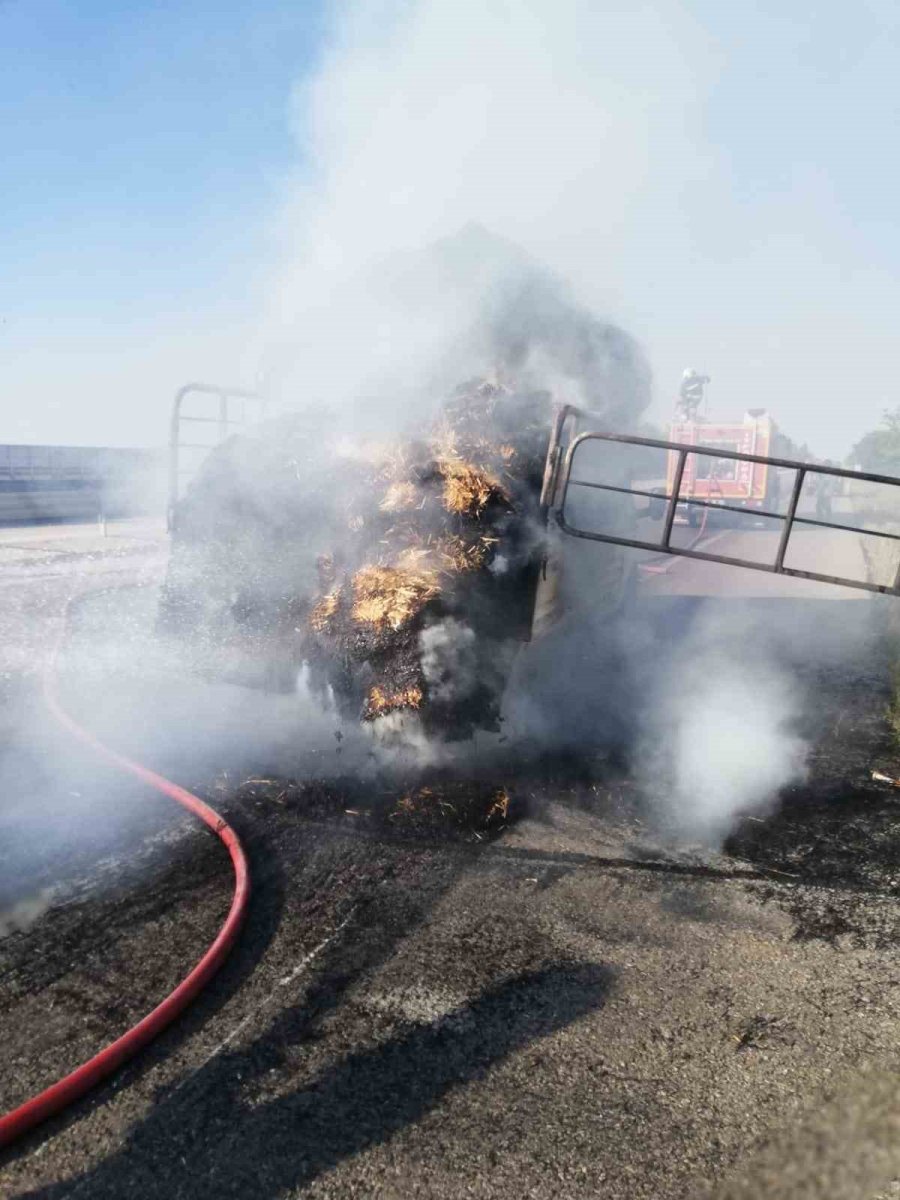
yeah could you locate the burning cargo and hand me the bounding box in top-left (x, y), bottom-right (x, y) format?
top-left (161, 379), bottom-right (551, 740)
top-left (160, 244), bottom-right (652, 743)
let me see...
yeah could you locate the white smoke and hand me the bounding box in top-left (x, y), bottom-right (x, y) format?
top-left (258, 0), bottom-right (711, 416)
top-left (638, 607), bottom-right (809, 844)
top-left (0, 888), bottom-right (54, 940)
top-left (419, 619), bottom-right (480, 704)
top-left (160, 1), bottom-right (854, 839)
top-left (654, 663), bottom-right (807, 843)
top-left (286, 0), bottom-right (707, 272)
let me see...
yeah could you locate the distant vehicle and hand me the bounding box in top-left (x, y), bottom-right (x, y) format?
top-left (666, 408), bottom-right (798, 527)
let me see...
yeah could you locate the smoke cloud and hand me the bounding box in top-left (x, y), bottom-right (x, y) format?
top-left (151, 0), bottom-right (841, 849)
top-left (0, 888), bottom-right (53, 940)
top-left (109, 1), bottom-right (888, 855)
top-left (637, 610), bottom-right (809, 843)
top-left (257, 0), bottom-right (706, 421)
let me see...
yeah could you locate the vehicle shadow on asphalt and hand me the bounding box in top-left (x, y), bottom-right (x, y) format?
top-left (25, 959), bottom-right (613, 1199)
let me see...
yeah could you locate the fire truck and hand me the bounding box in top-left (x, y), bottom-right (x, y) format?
top-left (666, 408), bottom-right (797, 526)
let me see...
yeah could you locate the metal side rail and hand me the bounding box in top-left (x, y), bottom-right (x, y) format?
top-left (168, 383), bottom-right (266, 530)
top-left (539, 405), bottom-right (900, 597)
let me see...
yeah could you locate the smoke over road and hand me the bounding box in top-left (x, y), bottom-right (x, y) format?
top-left (636, 608), bottom-right (809, 843)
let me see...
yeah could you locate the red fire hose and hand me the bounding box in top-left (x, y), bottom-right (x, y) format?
top-left (640, 495), bottom-right (712, 576)
top-left (640, 468), bottom-right (726, 577)
top-left (0, 604), bottom-right (250, 1149)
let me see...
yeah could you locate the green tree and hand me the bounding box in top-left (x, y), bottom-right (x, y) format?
top-left (850, 407), bottom-right (900, 473)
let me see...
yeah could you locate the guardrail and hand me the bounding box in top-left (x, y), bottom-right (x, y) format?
top-left (0, 445), bottom-right (162, 525)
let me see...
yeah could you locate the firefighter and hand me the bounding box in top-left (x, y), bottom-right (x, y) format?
top-left (678, 368), bottom-right (710, 420)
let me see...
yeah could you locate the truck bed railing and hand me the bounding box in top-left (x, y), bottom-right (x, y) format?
top-left (540, 404), bottom-right (900, 597)
top-left (168, 383), bottom-right (266, 529)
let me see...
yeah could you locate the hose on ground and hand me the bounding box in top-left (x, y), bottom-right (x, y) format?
top-left (0, 597), bottom-right (250, 1149)
top-left (640, 492), bottom-right (712, 576)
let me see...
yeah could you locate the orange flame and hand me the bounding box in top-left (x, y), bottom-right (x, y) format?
top-left (365, 684), bottom-right (423, 718)
top-left (309, 589), bottom-right (340, 632)
top-left (486, 788), bottom-right (510, 821)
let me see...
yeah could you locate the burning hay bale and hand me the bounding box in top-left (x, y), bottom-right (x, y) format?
top-left (364, 684), bottom-right (424, 720)
top-left (349, 565), bottom-right (441, 631)
top-left (159, 236), bottom-right (652, 743)
top-left (160, 379), bottom-right (551, 739)
top-left (298, 379), bottom-right (551, 739)
top-left (438, 458), bottom-right (507, 516)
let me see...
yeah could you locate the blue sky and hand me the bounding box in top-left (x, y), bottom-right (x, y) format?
top-left (1, 0), bottom-right (328, 446)
top-left (1, 0), bottom-right (898, 455)
top-left (2, 1), bottom-right (324, 325)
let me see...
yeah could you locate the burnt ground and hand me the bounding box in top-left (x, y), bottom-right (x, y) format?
top-left (3, 556), bottom-right (900, 1196)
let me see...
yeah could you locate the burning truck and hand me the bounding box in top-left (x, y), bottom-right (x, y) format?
top-left (159, 259), bottom-right (653, 745)
top-left (159, 261), bottom-right (900, 765)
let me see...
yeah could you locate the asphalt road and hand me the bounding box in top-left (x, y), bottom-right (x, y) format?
top-left (641, 523), bottom-right (872, 600)
top-left (3, 521), bottom-right (900, 1198)
top-left (0, 519), bottom-right (171, 906)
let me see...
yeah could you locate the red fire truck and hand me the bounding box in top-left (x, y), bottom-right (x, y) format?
top-left (666, 408), bottom-right (796, 526)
